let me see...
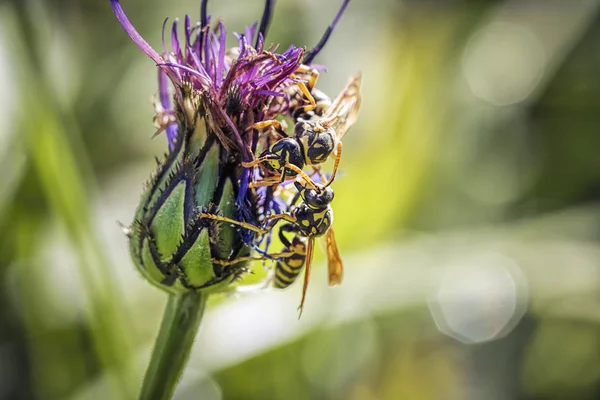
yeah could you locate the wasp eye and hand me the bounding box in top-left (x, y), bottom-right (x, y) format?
top-left (323, 187), bottom-right (334, 202)
top-left (302, 187), bottom-right (331, 208)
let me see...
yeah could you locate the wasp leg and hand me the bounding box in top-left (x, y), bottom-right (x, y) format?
top-left (212, 256), bottom-right (268, 266)
top-left (251, 119), bottom-right (288, 137)
top-left (246, 162), bottom-right (292, 189)
top-left (283, 163), bottom-right (320, 190)
top-left (246, 164), bottom-right (320, 191)
top-left (199, 213), bottom-right (270, 235)
top-left (295, 66), bottom-right (320, 91)
top-left (271, 250), bottom-right (297, 258)
top-left (212, 250), bottom-right (296, 267)
top-left (248, 176), bottom-right (283, 188)
top-left (200, 212), bottom-right (293, 235)
top-left (263, 213), bottom-right (297, 225)
top-left (242, 154), bottom-right (279, 168)
top-left (324, 141), bottom-right (343, 188)
top-left (290, 73), bottom-right (316, 112)
top-left (296, 81), bottom-right (316, 112)
top-left (248, 163), bottom-right (318, 190)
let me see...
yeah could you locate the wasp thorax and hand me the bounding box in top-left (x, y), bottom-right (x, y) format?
top-left (292, 203), bottom-right (333, 237)
top-left (263, 137), bottom-right (305, 174)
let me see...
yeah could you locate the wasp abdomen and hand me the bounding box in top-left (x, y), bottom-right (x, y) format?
top-left (273, 253), bottom-right (306, 288)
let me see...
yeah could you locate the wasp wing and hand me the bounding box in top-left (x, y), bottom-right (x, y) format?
top-left (324, 228), bottom-right (343, 285)
top-left (297, 237), bottom-right (315, 319)
top-left (321, 73), bottom-right (362, 144)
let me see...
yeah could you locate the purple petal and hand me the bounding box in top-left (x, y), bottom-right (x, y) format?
top-left (245, 22), bottom-right (257, 46)
top-left (203, 15), bottom-right (212, 68)
top-left (171, 19), bottom-right (182, 58)
top-left (110, 0), bottom-right (163, 64)
top-left (158, 69), bottom-right (178, 150)
top-left (252, 89), bottom-right (284, 97)
top-left (185, 15), bottom-right (192, 47)
top-left (237, 33), bottom-right (248, 59)
top-left (158, 62), bottom-right (210, 86)
top-left (161, 17), bottom-right (169, 55)
top-left (187, 48), bottom-right (209, 80)
top-left (236, 167), bottom-right (250, 205)
top-left (217, 21), bottom-right (227, 86)
top-left (255, 32), bottom-right (264, 53)
top-left (166, 124), bottom-right (178, 149)
top-left (207, 29), bottom-right (219, 82)
top-left (158, 67), bottom-right (170, 109)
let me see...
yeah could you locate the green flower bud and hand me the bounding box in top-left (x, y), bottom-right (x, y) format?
top-left (128, 113), bottom-right (251, 294)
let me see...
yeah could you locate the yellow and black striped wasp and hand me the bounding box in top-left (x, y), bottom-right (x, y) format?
top-left (243, 72), bottom-right (362, 189)
top-left (203, 177), bottom-right (343, 316)
top-left (268, 180), bottom-right (343, 311)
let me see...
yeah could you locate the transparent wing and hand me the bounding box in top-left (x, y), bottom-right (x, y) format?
top-left (321, 73), bottom-right (362, 142)
top-left (325, 228), bottom-right (343, 285)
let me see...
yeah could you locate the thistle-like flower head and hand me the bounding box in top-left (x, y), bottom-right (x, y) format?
top-left (111, 0), bottom-right (346, 151)
top-left (111, 0), bottom-right (352, 293)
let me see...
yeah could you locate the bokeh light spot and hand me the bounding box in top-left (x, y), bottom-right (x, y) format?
top-left (462, 22), bottom-right (545, 106)
top-left (429, 253), bottom-right (528, 344)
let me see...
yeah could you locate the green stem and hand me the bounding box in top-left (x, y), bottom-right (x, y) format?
top-left (140, 291), bottom-right (209, 400)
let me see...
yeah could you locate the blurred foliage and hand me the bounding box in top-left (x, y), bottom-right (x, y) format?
top-left (3, 0), bottom-right (600, 399)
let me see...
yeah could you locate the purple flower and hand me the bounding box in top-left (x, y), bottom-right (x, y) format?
top-left (112, 0), bottom-right (350, 221)
top-left (111, 0), bottom-right (349, 156)
top-left (115, 0), bottom-right (352, 292)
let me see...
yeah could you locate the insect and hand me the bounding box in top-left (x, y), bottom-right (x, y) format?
top-left (285, 66), bottom-right (332, 121)
top-left (243, 72), bottom-right (362, 189)
top-left (204, 179), bottom-right (343, 316)
top-left (272, 181), bottom-right (343, 313)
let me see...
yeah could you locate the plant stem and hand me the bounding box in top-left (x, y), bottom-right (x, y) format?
top-left (140, 291), bottom-right (208, 400)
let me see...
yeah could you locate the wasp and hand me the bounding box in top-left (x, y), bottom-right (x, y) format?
top-left (270, 181), bottom-right (343, 311)
top-left (287, 67), bottom-right (333, 120)
top-left (203, 179), bottom-right (342, 316)
top-left (243, 72), bottom-right (362, 189)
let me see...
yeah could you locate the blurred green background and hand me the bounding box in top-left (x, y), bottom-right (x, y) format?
top-left (3, 0), bottom-right (600, 399)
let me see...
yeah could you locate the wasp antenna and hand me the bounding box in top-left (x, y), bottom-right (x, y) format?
top-left (256, 0), bottom-right (275, 48)
top-left (303, 0), bottom-right (351, 65)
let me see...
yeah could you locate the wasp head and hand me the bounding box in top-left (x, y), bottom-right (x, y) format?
top-left (294, 181), bottom-right (334, 209)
